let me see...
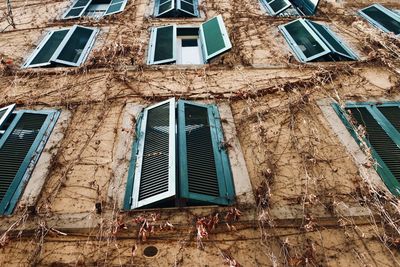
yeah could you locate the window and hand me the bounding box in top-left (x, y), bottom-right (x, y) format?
top-left (23, 25), bottom-right (98, 68)
top-left (154, 0), bottom-right (199, 18)
top-left (358, 4), bottom-right (400, 36)
top-left (261, 0), bottom-right (320, 16)
top-left (0, 105), bottom-right (60, 215)
top-left (333, 102), bottom-right (400, 196)
top-left (124, 98), bottom-right (235, 210)
top-left (147, 15), bottom-right (232, 65)
top-left (279, 18), bottom-right (358, 62)
top-left (63, 0), bottom-right (128, 19)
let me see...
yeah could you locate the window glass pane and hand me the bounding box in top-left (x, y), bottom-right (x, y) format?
top-left (310, 21), bottom-right (351, 57)
top-left (270, 0), bottom-right (290, 13)
top-left (57, 27), bottom-right (94, 63)
top-left (363, 6), bottom-right (400, 34)
top-left (154, 26), bottom-right (174, 62)
top-left (65, 7), bottom-right (85, 18)
top-left (202, 17), bottom-right (225, 56)
top-left (184, 104), bottom-right (219, 197)
top-left (347, 107), bottom-right (400, 184)
top-left (30, 30), bottom-right (69, 65)
top-left (284, 20), bottom-right (325, 58)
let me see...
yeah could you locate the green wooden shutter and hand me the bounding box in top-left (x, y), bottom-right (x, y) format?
top-left (23, 30), bottom-right (69, 68)
top-left (178, 101), bottom-right (234, 205)
top-left (199, 16), bottom-right (232, 62)
top-left (177, 0), bottom-right (198, 17)
top-left (308, 21), bottom-right (357, 60)
top-left (340, 105), bottom-right (400, 195)
top-left (359, 4), bottom-right (400, 35)
top-left (154, 0), bottom-right (175, 17)
top-left (63, 0), bottom-right (92, 19)
top-left (130, 99), bottom-right (176, 209)
top-left (104, 0), bottom-right (128, 16)
top-left (0, 110), bottom-right (59, 215)
top-left (148, 25), bottom-right (177, 65)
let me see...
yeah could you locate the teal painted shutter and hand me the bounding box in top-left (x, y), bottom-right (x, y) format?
top-left (178, 101), bottom-right (234, 205)
top-left (154, 0), bottom-right (175, 17)
top-left (0, 110), bottom-right (59, 215)
top-left (148, 25), bottom-right (177, 65)
top-left (104, 0), bottom-right (128, 16)
top-left (291, 0), bottom-right (320, 15)
top-left (63, 0), bottom-right (92, 19)
top-left (346, 106), bottom-right (400, 195)
top-left (308, 21), bottom-right (357, 60)
top-left (130, 99), bottom-right (176, 209)
top-left (177, 0), bottom-right (198, 17)
top-left (199, 16), bottom-right (232, 62)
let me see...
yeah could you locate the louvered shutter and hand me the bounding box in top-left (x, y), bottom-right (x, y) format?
top-left (63, 0), bottom-right (92, 19)
top-left (199, 16), bottom-right (232, 62)
top-left (147, 25), bottom-right (177, 65)
top-left (130, 99), bottom-right (176, 209)
top-left (178, 101), bottom-right (234, 205)
top-left (177, 0), bottom-right (198, 17)
top-left (0, 111), bottom-right (59, 215)
top-left (104, 0), bottom-right (128, 16)
top-left (154, 0), bottom-right (175, 17)
top-left (346, 106), bottom-right (400, 194)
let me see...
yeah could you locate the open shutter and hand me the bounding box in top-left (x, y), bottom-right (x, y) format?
top-left (0, 110), bottom-right (59, 215)
top-left (154, 0), bottom-right (175, 17)
top-left (0, 104), bottom-right (15, 131)
top-left (23, 29), bottom-right (69, 68)
top-left (199, 15), bottom-right (232, 62)
top-left (308, 21), bottom-right (357, 60)
top-left (51, 26), bottom-right (98, 67)
top-left (358, 4), bottom-right (400, 35)
top-left (148, 25), bottom-right (177, 65)
top-left (130, 99), bottom-right (176, 209)
top-left (291, 0), bottom-right (320, 16)
top-left (262, 0), bottom-right (291, 16)
top-left (104, 0), bottom-right (128, 16)
top-left (178, 101), bottom-right (234, 205)
top-left (177, 0), bottom-right (198, 17)
top-left (63, 0), bottom-right (92, 19)
top-left (345, 106), bottom-right (400, 195)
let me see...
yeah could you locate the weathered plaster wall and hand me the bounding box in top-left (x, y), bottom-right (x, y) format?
top-left (0, 0), bottom-right (399, 266)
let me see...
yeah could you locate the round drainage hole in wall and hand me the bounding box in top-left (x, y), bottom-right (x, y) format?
top-left (143, 246), bottom-right (159, 258)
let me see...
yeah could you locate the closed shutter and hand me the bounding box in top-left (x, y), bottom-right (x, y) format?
top-left (148, 25), bottom-right (177, 65)
top-left (177, 0), bottom-right (198, 17)
top-left (0, 111), bottom-right (59, 215)
top-left (130, 99), bottom-right (176, 209)
top-left (178, 101), bottom-right (234, 205)
top-left (199, 16), bottom-right (232, 62)
top-left (104, 0), bottom-right (128, 16)
top-left (346, 106), bottom-right (400, 194)
top-left (154, 0), bottom-right (175, 17)
top-left (63, 0), bottom-right (92, 19)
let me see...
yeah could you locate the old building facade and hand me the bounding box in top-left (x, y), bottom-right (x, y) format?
top-left (0, 0), bottom-right (400, 266)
